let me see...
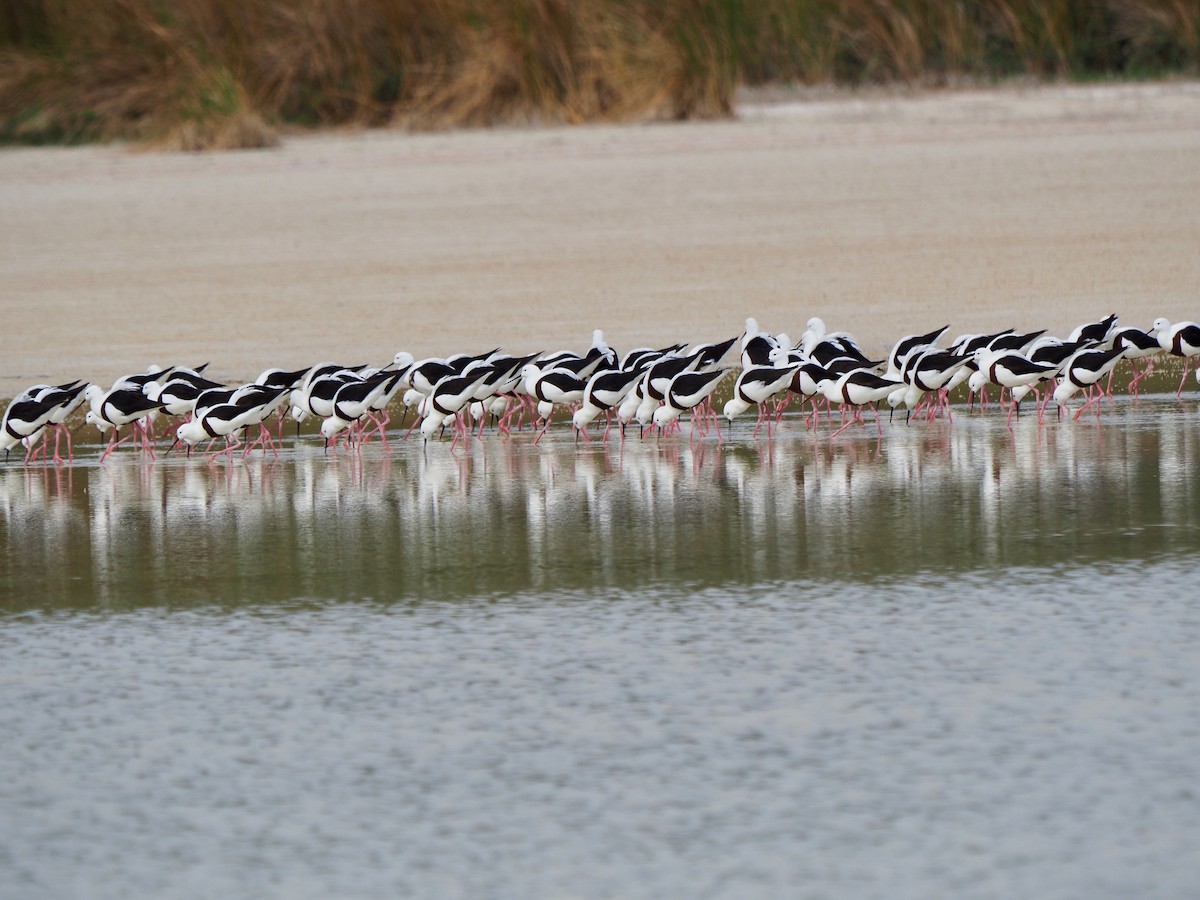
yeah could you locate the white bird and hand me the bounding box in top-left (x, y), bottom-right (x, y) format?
top-left (1152, 317), bottom-right (1200, 396)
top-left (723, 364), bottom-right (799, 437)
top-left (1052, 346), bottom-right (1130, 418)
top-left (968, 350), bottom-right (1060, 425)
top-left (2, 385), bottom-right (85, 464)
top-left (885, 324), bottom-right (950, 379)
top-left (175, 386), bottom-right (290, 459)
top-left (1108, 327), bottom-right (1162, 395)
top-left (817, 370), bottom-right (904, 437)
top-left (572, 367), bottom-right (647, 441)
top-left (652, 369), bottom-right (730, 438)
top-left (84, 386), bottom-right (166, 461)
top-left (321, 369), bottom-right (407, 447)
top-left (419, 370), bottom-right (494, 445)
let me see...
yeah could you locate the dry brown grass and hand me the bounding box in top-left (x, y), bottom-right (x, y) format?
top-left (1, 0), bottom-right (1197, 148)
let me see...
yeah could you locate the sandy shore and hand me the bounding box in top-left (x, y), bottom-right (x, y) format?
top-left (2, 81), bottom-right (1198, 395)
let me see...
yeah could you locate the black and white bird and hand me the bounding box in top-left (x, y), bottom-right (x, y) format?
top-left (986, 329), bottom-right (1047, 354)
top-left (1, 384), bottom-right (86, 463)
top-left (1006, 338), bottom-right (1093, 418)
top-left (572, 367), bottom-right (648, 439)
top-left (84, 386), bottom-right (166, 460)
top-left (635, 351), bottom-right (705, 427)
top-left (419, 369), bottom-right (495, 441)
top-left (621, 343), bottom-right (685, 373)
top-left (175, 385), bottom-right (291, 459)
top-left (691, 335), bottom-right (739, 370)
top-left (742, 319), bottom-right (784, 368)
top-left (1053, 346), bottom-right (1127, 418)
top-left (723, 363), bottom-right (800, 435)
top-left (321, 369), bottom-right (408, 446)
top-left (1108, 326), bottom-right (1163, 394)
top-left (652, 369), bottom-right (730, 435)
top-left (521, 364), bottom-right (587, 423)
top-left (892, 348), bottom-right (970, 421)
top-left (968, 349), bottom-right (1060, 424)
top-left (885, 324), bottom-right (950, 379)
top-left (817, 369), bottom-right (904, 436)
top-left (1152, 317), bottom-right (1200, 396)
top-left (1068, 313), bottom-right (1119, 345)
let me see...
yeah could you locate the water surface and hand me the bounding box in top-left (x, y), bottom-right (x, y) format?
top-left (3, 399), bottom-right (1199, 897)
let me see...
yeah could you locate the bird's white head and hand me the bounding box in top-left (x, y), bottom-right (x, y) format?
top-left (1151, 317), bottom-right (1171, 334)
top-left (520, 363), bottom-right (541, 394)
top-left (635, 395), bottom-right (658, 425)
top-left (84, 410), bottom-right (111, 433)
top-left (320, 417), bottom-right (349, 440)
top-left (175, 419), bottom-right (205, 446)
top-left (967, 370), bottom-right (988, 393)
top-left (83, 384), bottom-right (104, 415)
top-left (393, 350), bottom-right (415, 370)
top-left (652, 405), bottom-right (680, 428)
top-left (723, 397), bottom-right (750, 421)
top-left (420, 413), bottom-right (448, 439)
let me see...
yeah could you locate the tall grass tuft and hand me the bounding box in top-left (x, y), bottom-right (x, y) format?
top-left (2, 0), bottom-right (1198, 148)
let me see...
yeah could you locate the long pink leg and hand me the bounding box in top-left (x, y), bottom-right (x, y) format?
top-left (99, 428), bottom-right (129, 462)
top-left (533, 408), bottom-right (554, 446)
top-left (24, 434), bottom-right (43, 465)
top-left (404, 410), bottom-right (423, 440)
top-left (1073, 385), bottom-right (1101, 420)
top-left (1177, 357), bottom-right (1192, 398)
top-left (1128, 359), bottom-right (1149, 396)
top-left (375, 412), bottom-right (393, 451)
top-left (142, 422), bottom-right (157, 460)
top-left (752, 404), bottom-right (766, 438)
top-left (1005, 395), bottom-right (1020, 427)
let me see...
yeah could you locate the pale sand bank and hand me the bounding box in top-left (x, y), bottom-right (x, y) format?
top-left (1, 81), bottom-right (1198, 395)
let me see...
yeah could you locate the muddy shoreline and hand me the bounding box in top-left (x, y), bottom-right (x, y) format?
top-left (2, 82), bottom-right (1198, 397)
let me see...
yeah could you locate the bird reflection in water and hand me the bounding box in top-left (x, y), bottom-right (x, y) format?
top-left (1, 404), bottom-right (1198, 612)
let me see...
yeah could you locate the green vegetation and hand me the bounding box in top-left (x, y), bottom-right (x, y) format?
top-left (2, 0), bottom-right (1197, 149)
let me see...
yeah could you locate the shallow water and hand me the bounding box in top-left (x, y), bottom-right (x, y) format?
top-left (3, 398), bottom-right (1200, 897)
